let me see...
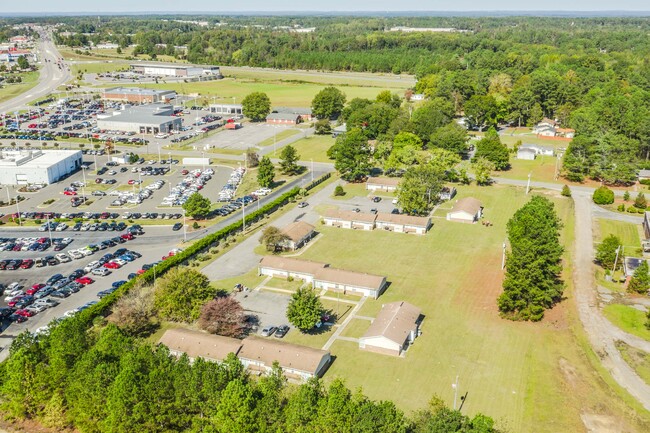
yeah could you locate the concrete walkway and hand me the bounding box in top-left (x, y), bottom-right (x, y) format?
top-left (322, 296), bottom-right (368, 351)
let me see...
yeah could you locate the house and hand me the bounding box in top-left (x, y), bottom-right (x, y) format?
top-left (312, 267), bottom-right (388, 299)
top-left (359, 301), bottom-right (422, 356)
top-left (533, 118), bottom-right (558, 137)
top-left (517, 143), bottom-right (554, 160)
top-left (159, 328), bottom-right (331, 381)
top-left (446, 197), bottom-right (483, 223)
top-left (280, 221), bottom-right (316, 251)
top-left (556, 128), bottom-right (575, 138)
top-left (375, 213), bottom-right (431, 235)
top-left (366, 177), bottom-right (401, 192)
top-left (273, 107), bottom-right (313, 121)
top-left (410, 93), bottom-right (426, 101)
top-left (331, 123), bottom-right (347, 138)
top-left (238, 336), bottom-right (331, 380)
top-left (439, 186), bottom-right (457, 201)
top-left (159, 328), bottom-right (242, 362)
top-left (266, 112), bottom-right (301, 125)
top-left (623, 257), bottom-right (648, 278)
top-left (258, 256), bottom-right (327, 284)
top-left (322, 209), bottom-right (377, 230)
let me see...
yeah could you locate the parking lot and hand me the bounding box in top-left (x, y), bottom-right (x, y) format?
top-left (202, 123), bottom-right (297, 152)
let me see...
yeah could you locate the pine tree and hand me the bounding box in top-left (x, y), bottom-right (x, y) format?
top-left (279, 145), bottom-right (300, 175)
top-left (257, 156), bottom-right (275, 188)
top-left (628, 260), bottom-right (650, 294)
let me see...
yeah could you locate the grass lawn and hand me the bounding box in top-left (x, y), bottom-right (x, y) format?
top-left (603, 304), bottom-right (650, 341)
top-left (264, 277), bottom-right (305, 292)
top-left (616, 341), bottom-right (650, 384)
top-left (500, 133), bottom-right (571, 152)
top-left (501, 155), bottom-right (560, 183)
top-left (289, 135), bottom-right (335, 163)
top-left (597, 219), bottom-right (642, 249)
top-left (282, 324), bottom-right (334, 349)
top-left (293, 183), bottom-right (647, 432)
top-left (0, 71), bottom-right (39, 104)
top-left (257, 129), bottom-right (300, 147)
top-left (211, 268), bottom-right (268, 292)
top-left (340, 318), bottom-right (371, 339)
top-left (71, 61), bottom-right (131, 75)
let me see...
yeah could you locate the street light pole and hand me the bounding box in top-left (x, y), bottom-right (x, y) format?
top-left (453, 375), bottom-right (460, 410)
top-left (182, 209), bottom-right (187, 242)
top-left (526, 172), bottom-right (532, 195)
top-left (81, 166), bottom-right (87, 199)
top-left (311, 158), bottom-right (314, 182)
top-left (14, 186), bottom-right (21, 226)
top-left (242, 200), bottom-right (245, 232)
top-left (46, 214), bottom-right (53, 245)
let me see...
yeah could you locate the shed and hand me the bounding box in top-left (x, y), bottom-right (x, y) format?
top-left (517, 147), bottom-right (537, 160)
top-left (366, 177), bottom-right (401, 192)
top-left (446, 197), bottom-right (483, 223)
top-left (439, 186), bottom-right (457, 201)
top-left (359, 301), bottom-right (422, 356)
top-left (322, 208), bottom-right (377, 230)
top-left (313, 267), bottom-right (387, 299)
top-left (280, 221), bottom-right (316, 250)
top-left (375, 213), bottom-right (431, 235)
top-left (639, 170), bottom-right (650, 181)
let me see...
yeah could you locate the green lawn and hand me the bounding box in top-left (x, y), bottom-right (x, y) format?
top-left (0, 71), bottom-right (39, 104)
top-left (500, 133), bottom-right (570, 152)
top-left (282, 324), bottom-right (334, 349)
top-left (71, 61), bottom-right (131, 75)
top-left (287, 183), bottom-right (643, 432)
top-left (597, 219), bottom-right (642, 249)
top-left (502, 155), bottom-right (560, 183)
top-left (264, 277), bottom-right (305, 292)
top-left (603, 304), bottom-right (650, 341)
top-left (332, 182), bottom-right (370, 200)
top-left (340, 318), bottom-right (371, 339)
top-left (616, 340), bottom-right (650, 384)
top-left (290, 135), bottom-right (336, 163)
top-left (257, 129), bottom-right (301, 147)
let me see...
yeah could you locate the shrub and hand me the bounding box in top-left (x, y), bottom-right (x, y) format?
top-left (192, 221), bottom-right (200, 229)
top-left (561, 185), bottom-right (571, 197)
top-left (334, 185), bottom-right (345, 196)
top-left (627, 207), bottom-right (638, 213)
top-left (623, 191), bottom-right (630, 201)
top-left (617, 204), bottom-right (625, 212)
top-left (592, 186), bottom-right (615, 205)
top-left (634, 192), bottom-right (647, 209)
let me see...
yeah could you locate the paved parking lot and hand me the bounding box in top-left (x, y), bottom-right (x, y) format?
top-left (202, 123), bottom-right (296, 152)
top-left (233, 289), bottom-right (290, 333)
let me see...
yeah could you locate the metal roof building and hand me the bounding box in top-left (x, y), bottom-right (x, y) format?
top-left (96, 103), bottom-right (182, 134)
top-left (0, 149), bottom-right (82, 185)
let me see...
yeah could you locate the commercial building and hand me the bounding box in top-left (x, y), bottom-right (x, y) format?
top-left (272, 107), bottom-right (313, 121)
top-left (96, 104), bottom-right (182, 134)
top-left (0, 149), bottom-right (82, 185)
top-left (129, 63), bottom-right (222, 78)
top-left (266, 112), bottom-right (301, 125)
top-left (209, 103), bottom-right (243, 116)
top-left (102, 87), bottom-right (176, 104)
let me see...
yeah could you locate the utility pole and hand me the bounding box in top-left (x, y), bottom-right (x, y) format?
top-left (526, 172), bottom-right (532, 195)
top-left (311, 158), bottom-right (314, 182)
top-left (501, 240), bottom-right (507, 270)
top-left (46, 214), bottom-right (53, 245)
top-left (612, 245), bottom-right (621, 276)
top-left (182, 209), bottom-right (187, 243)
top-left (452, 375), bottom-right (460, 410)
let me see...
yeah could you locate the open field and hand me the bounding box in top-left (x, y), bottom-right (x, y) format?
top-left (289, 135), bottom-right (335, 163)
top-left (500, 133), bottom-right (571, 151)
top-left (603, 304), bottom-right (650, 341)
top-left (503, 155), bottom-right (560, 183)
top-left (616, 341), bottom-right (650, 384)
top-left (71, 61), bottom-right (131, 75)
top-left (597, 219), bottom-right (642, 249)
top-left (116, 77), bottom-right (407, 107)
top-left (0, 72), bottom-right (39, 104)
top-left (287, 184), bottom-right (650, 432)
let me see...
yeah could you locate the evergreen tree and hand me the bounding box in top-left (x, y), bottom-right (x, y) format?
top-left (595, 235), bottom-right (622, 270)
top-left (628, 260), bottom-right (650, 294)
top-left (498, 196), bottom-right (564, 321)
top-left (634, 192), bottom-right (647, 209)
top-left (257, 156), bottom-right (275, 188)
top-left (182, 192), bottom-right (211, 219)
top-left (279, 145), bottom-right (300, 175)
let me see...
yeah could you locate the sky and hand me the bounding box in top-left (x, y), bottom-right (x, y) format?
top-left (2, 0), bottom-right (649, 14)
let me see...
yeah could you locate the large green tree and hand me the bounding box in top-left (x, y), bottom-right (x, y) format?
top-left (182, 192), bottom-right (212, 219)
top-left (409, 98), bottom-right (454, 143)
top-left (464, 94), bottom-right (500, 131)
top-left (241, 92), bottom-right (271, 121)
top-left (286, 287), bottom-right (324, 331)
top-left (312, 86), bottom-right (346, 119)
top-left (257, 156), bottom-right (275, 188)
top-left (429, 122), bottom-right (469, 155)
top-left (498, 196), bottom-right (564, 321)
top-left (396, 164), bottom-right (444, 216)
top-left (279, 145), bottom-right (300, 175)
top-left (154, 268), bottom-right (214, 322)
top-left (333, 127), bottom-right (372, 182)
top-left (472, 128), bottom-right (510, 170)
top-left (595, 235), bottom-right (622, 270)
top-left (628, 260), bottom-right (650, 294)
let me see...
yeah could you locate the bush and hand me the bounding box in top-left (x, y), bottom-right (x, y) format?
top-left (617, 204), bottom-right (625, 212)
top-left (561, 185), bottom-right (571, 197)
top-left (623, 191), bottom-right (630, 201)
top-left (192, 221), bottom-right (200, 229)
top-left (334, 185), bottom-right (345, 196)
top-left (627, 206), bottom-right (638, 213)
top-left (593, 186), bottom-right (615, 205)
top-left (634, 192), bottom-right (647, 209)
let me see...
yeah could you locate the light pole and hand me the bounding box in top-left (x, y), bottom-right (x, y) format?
top-left (242, 199), bottom-right (246, 232)
top-left (14, 186), bottom-right (22, 226)
top-left (46, 214), bottom-right (53, 245)
top-left (158, 144), bottom-right (161, 163)
top-left (452, 376), bottom-right (460, 410)
top-left (525, 172), bottom-right (532, 195)
top-left (201, 151), bottom-right (205, 171)
top-left (182, 208), bottom-right (187, 242)
top-left (81, 166), bottom-right (87, 199)
top-left (168, 152), bottom-right (171, 173)
top-left (311, 158), bottom-right (314, 182)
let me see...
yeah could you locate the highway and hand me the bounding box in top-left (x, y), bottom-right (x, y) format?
top-left (0, 30), bottom-right (71, 114)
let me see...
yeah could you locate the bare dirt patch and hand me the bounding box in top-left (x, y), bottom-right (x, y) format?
top-left (581, 413), bottom-right (629, 433)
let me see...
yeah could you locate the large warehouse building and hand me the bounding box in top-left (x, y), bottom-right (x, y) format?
top-left (0, 149), bottom-right (82, 185)
top-left (96, 104), bottom-right (183, 134)
top-left (102, 87), bottom-right (177, 104)
top-left (129, 63), bottom-right (222, 78)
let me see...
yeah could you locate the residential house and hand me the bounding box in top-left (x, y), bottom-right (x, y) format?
top-left (375, 213), bottom-right (431, 235)
top-left (439, 186), bottom-right (457, 201)
top-left (410, 93), bottom-right (426, 101)
top-left (446, 197), bottom-right (483, 223)
top-left (366, 177), bottom-right (401, 192)
top-left (322, 209), bottom-right (377, 231)
top-left (533, 118), bottom-right (558, 137)
top-left (258, 256), bottom-right (327, 284)
top-left (623, 257), bottom-right (649, 278)
top-left (280, 221), bottom-right (316, 250)
top-left (159, 328), bottom-right (242, 362)
top-left (312, 267), bottom-right (388, 299)
top-left (238, 336), bottom-right (331, 380)
top-left (266, 112), bottom-right (301, 125)
top-left (517, 143), bottom-right (554, 160)
top-left (359, 301), bottom-right (422, 356)
top-left (516, 147), bottom-right (537, 160)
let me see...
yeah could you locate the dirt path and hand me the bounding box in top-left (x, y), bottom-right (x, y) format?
top-left (573, 192), bottom-right (650, 411)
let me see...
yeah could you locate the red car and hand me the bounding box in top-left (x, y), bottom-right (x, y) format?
top-left (127, 179), bottom-right (141, 185)
top-left (136, 268), bottom-right (146, 275)
top-left (63, 190), bottom-right (77, 196)
top-left (120, 233), bottom-right (134, 240)
top-left (26, 283), bottom-right (45, 295)
top-left (104, 261), bottom-right (121, 269)
top-left (20, 259), bottom-right (34, 269)
top-left (75, 276), bottom-right (94, 285)
top-left (8, 297), bottom-right (26, 308)
top-left (15, 309), bottom-right (34, 318)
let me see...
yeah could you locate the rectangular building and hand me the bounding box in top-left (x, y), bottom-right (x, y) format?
top-left (375, 213), bottom-right (431, 235)
top-left (266, 112), bottom-right (301, 125)
top-left (130, 62), bottom-right (222, 78)
top-left (0, 149), bottom-right (82, 185)
top-left (96, 103), bottom-right (182, 134)
top-left (258, 256), bottom-right (328, 283)
top-left (313, 267), bottom-right (387, 299)
top-left (102, 87), bottom-right (176, 104)
top-left (210, 103), bottom-right (243, 116)
top-left (322, 208), bottom-right (377, 230)
top-left (273, 107), bottom-right (313, 121)
top-left (359, 301), bottom-right (422, 356)
top-left (366, 177), bottom-right (401, 192)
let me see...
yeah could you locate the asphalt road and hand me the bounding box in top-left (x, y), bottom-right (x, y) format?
top-left (0, 34), bottom-right (71, 114)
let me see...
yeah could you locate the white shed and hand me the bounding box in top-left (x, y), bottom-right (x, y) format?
top-left (446, 197), bottom-right (483, 223)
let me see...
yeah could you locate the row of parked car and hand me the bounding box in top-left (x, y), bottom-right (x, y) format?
top-left (0, 237), bottom-right (73, 253)
top-left (218, 167), bottom-right (246, 202)
top-left (161, 168), bottom-right (215, 207)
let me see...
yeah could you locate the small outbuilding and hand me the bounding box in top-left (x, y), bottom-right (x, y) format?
top-left (446, 197), bottom-right (483, 223)
top-left (366, 177), bottom-right (401, 192)
top-left (375, 213), bottom-right (431, 235)
top-left (322, 209), bottom-right (377, 230)
top-left (280, 221), bottom-right (316, 250)
top-left (359, 301), bottom-right (422, 356)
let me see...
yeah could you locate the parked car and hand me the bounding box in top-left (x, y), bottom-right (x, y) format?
top-left (261, 326), bottom-right (277, 337)
top-left (274, 325), bottom-right (290, 338)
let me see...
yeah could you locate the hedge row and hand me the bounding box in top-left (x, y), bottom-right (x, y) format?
top-left (75, 176), bottom-right (328, 327)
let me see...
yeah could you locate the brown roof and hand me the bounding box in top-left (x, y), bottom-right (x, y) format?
top-left (366, 177), bottom-right (401, 187)
top-left (323, 208), bottom-right (378, 224)
top-left (539, 117), bottom-right (557, 126)
top-left (159, 328), bottom-right (242, 361)
top-left (259, 255), bottom-right (328, 275)
top-left (239, 335), bottom-right (330, 375)
top-left (375, 212), bottom-right (431, 228)
top-left (281, 221), bottom-right (315, 243)
top-left (314, 267), bottom-right (386, 291)
top-left (449, 197), bottom-right (482, 216)
top-left (362, 301), bottom-right (421, 345)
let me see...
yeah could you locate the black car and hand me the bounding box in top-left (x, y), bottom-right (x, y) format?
top-left (46, 273), bottom-right (64, 285)
top-left (69, 269), bottom-right (85, 279)
top-left (172, 222), bottom-right (183, 231)
top-left (128, 251), bottom-right (142, 258)
top-left (46, 256), bottom-right (59, 266)
top-left (0, 307), bottom-right (15, 319)
top-left (127, 273), bottom-right (137, 280)
top-left (9, 313), bottom-right (27, 323)
top-left (14, 296), bottom-right (34, 309)
top-left (97, 288), bottom-right (117, 298)
top-left (50, 290), bottom-right (70, 299)
top-left (274, 325), bottom-right (290, 338)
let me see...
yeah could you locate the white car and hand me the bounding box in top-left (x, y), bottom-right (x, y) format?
top-left (63, 309), bottom-right (78, 318)
top-left (69, 250), bottom-right (84, 260)
top-left (111, 258), bottom-right (128, 266)
top-left (26, 304), bottom-right (47, 314)
top-left (84, 261), bottom-right (100, 273)
top-left (92, 268), bottom-right (111, 276)
top-left (55, 253), bottom-right (72, 263)
top-left (54, 223), bottom-right (68, 231)
top-left (4, 290), bottom-right (24, 302)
